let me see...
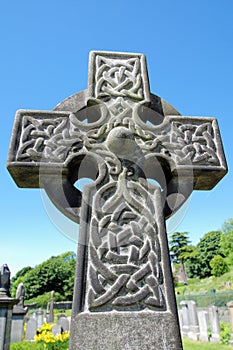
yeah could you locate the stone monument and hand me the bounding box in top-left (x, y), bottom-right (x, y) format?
top-left (0, 265), bottom-right (18, 350)
top-left (7, 51), bottom-right (227, 349)
top-left (11, 283), bottom-right (28, 343)
top-left (46, 290), bottom-right (54, 323)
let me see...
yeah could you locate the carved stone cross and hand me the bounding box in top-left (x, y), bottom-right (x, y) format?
top-left (7, 51), bottom-right (227, 350)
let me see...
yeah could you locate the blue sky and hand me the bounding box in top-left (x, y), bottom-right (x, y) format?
top-left (1, 0), bottom-right (233, 277)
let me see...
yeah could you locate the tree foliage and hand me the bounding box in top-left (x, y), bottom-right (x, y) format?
top-left (169, 232), bottom-right (193, 283)
top-left (169, 232), bottom-right (192, 264)
top-left (186, 230), bottom-right (223, 278)
top-left (210, 255), bottom-right (229, 277)
top-left (220, 218), bottom-right (233, 257)
top-left (11, 252), bottom-right (76, 301)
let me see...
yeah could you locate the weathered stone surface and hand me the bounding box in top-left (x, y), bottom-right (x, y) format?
top-left (52, 324), bottom-right (62, 336)
top-left (25, 318), bottom-right (37, 341)
top-left (70, 312), bottom-right (182, 350)
top-left (209, 305), bottom-right (220, 342)
top-left (7, 51), bottom-right (228, 350)
top-left (57, 315), bottom-right (70, 332)
top-left (36, 308), bottom-right (43, 329)
top-left (0, 265), bottom-right (18, 350)
top-left (198, 310), bottom-right (209, 342)
top-left (11, 283), bottom-right (28, 343)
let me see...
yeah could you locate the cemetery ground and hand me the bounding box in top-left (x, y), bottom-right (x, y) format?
top-left (8, 337), bottom-right (233, 349)
top-left (175, 266), bottom-right (233, 307)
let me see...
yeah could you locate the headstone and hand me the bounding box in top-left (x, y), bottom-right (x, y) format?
top-left (180, 301), bottom-right (190, 337)
top-left (25, 318), bottom-right (37, 341)
top-left (227, 301), bottom-right (233, 344)
top-left (46, 291), bottom-right (54, 323)
top-left (57, 315), bottom-right (70, 332)
top-left (52, 324), bottom-right (62, 336)
top-left (36, 308), bottom-right (43, 329)
top-left (186, 301), bottom-right (200, 341)
top-left (0, 264), bottom-right (18, 350)
top-left (208, 305), bottom-right (220, 342)
top-left (11, 283), bottom-right (28, 343)
top-left (178, 309), bottom-right (183, 332)
top-left (198, 310), bottom-right (209, 342)
top-left (7, 51), bottom-right (228, 350)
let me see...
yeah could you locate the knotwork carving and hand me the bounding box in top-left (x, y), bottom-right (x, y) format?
top-left (170, 121), bottom-right (220, 165)
top-left (94, 55), bottom-right (144, 101)
top-left (86, 168), bottom-right (165, 311)
top-left (15, 108), bottom-right (221, 170)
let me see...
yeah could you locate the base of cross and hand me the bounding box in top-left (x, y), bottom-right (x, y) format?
top-left (69, 312), bottom-right (182, 349)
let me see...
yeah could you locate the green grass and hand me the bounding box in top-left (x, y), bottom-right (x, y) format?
top-left (11, 342), bottom-right (45, 349)
top-left (10, 339), bottom-right (233, 350)
top-left (175, 267), bottom-right (233, 295)
top-left (183, 338), bottom-right (233, 349)
top-left (11, 337), bottom-right (233, 350)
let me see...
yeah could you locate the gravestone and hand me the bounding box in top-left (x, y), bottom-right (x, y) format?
top-left (25, 318), bottom-right (37, 341)
top-left (186, 301), bottom-right (200, 341)
top-left (180, 301), bottom-right (190, 337)
top-left (11, 283), bottom-right (28, 343)
top-left (198, 310), bottom-right (209, 342)
top-left (52, 324), bottom-right (62, 336)
top-left (7, 51), bottom-right (227, 349)
top-left (209, 305), bottom-right (220, 342)
top-left (36, 308), bottom-right (43, 329)
top-left (46, 290), bottom-right (54, 323)
top-left (227, 301), bottom-right (233, 344)
top-left (57, 315), bottom-right (70, 332)
top-left (0, 265), bottom-right (18, 350)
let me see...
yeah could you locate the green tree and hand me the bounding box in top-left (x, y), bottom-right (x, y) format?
top-left (169, 232), bottom-right (192, 283)
top-left (220, 219), bottom-right (233, 259)
top-left (210, 255), bottom-right (229, 277)
top-left (196, 230), bottom-right (223, 278)
top-left (11, 252), bottom-right (76, 301)
top-left (184, 246), bottom-right (203, 278)
top-left (10, 266), bottom-right (32, 297)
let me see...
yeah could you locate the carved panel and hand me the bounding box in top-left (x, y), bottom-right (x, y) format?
top-left (85, 168), bottom-right (165, 311)
top-left (88, 51), bottom-right (150, 104)
top-left (13, 110), bottom-right (222, 171)
top-left (94, 56), bottom-right (144, 101)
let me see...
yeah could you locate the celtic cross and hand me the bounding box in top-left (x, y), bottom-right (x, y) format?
top-left (7, 51), bottom-right (227, 350)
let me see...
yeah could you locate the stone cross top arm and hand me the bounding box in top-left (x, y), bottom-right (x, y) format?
top-left (7, 51), bottom-right (227, 350)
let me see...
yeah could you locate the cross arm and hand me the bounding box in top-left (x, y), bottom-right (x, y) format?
top-left (139, 115), bottom-right (227, 191)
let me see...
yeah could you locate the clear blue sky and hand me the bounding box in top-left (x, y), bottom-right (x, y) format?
top-left (1, 0), bottom-right (233, 277)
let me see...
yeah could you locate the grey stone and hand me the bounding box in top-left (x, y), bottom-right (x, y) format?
top-left (11, 313), bottom-right (26, 343)
top-left (186, 301), bottom-right (200, 341)
top-left (209, 305), bottom-right (220, 342)
top-left (180, 301), bottom-right (190, 337)
top-left (25, 318), bottom-right (37, 341)
top-left (52, 324), bottom-right (62, 336)
top-left (46, 291), bottom-right (54, 324)
top-left (11, 283), bottom-right (28, 343)
top-left (57, 315), bottom-right (70, 332)
top-left (178, 309), bottom-right (183, 331)
top-left (36, 308), bottom-right (43, 329)
top-left (7, 50), bottom-right (228, 350)
top-left (71, 312), bottom-right (182, 350)
top-left (227, 301), bottom-right (233, 344)
top-left (198, 310), bottom-right (209, 342)
top-left (0, 265), bottom-right (11, 297)
top-left (180, 301), bottom-right (200, 341)
top-left (0, 265), bottom-right (18, 350)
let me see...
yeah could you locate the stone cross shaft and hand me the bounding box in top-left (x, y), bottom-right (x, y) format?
top-left (7, 51), bottom-right (227, 350)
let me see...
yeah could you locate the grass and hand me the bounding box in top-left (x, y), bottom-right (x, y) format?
top-left (10, 339), bottom-right (233, 350)
top-left (183, 338), bottom-right (233, 349)
top-left (175, 267), bottom-right (233, 295)
top-left (11, 342), bottom-right (45, 349)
